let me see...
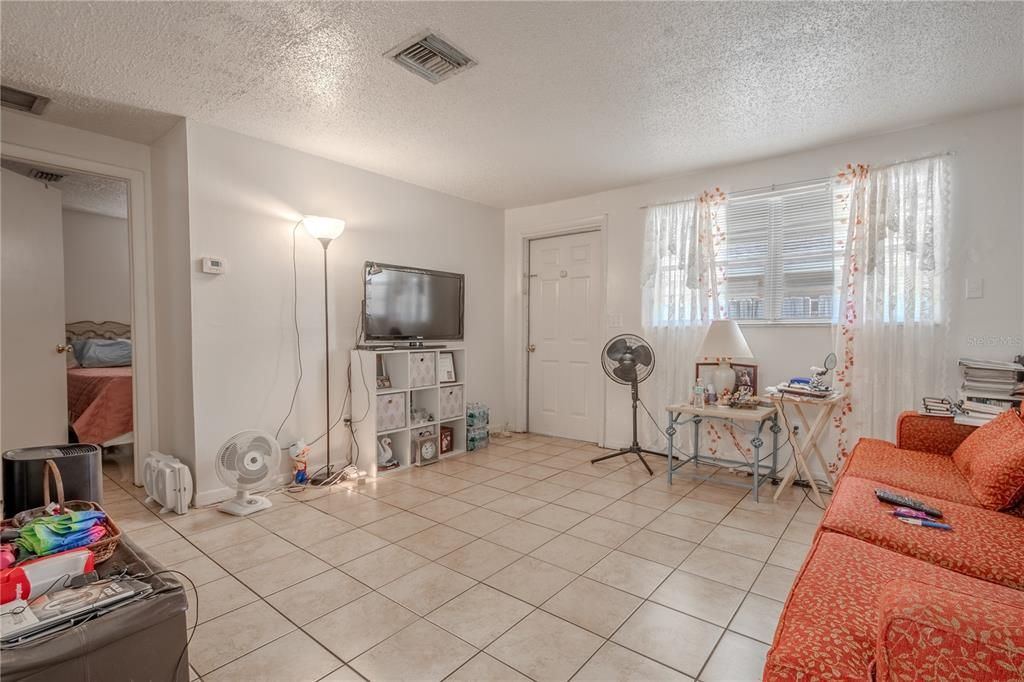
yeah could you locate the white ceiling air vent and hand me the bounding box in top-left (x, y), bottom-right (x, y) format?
top-left (30, 169), bottom-right (65, 183)
top-left (386, 31), bottom-right (476, 84)
top-left (1, 85), bottom-right (50, 115)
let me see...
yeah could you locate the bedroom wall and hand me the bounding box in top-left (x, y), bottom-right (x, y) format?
top-left (183, 122), bottom-right (506, 503)
top-left (62, 209), bottom-right (132, 324)
top-left (505, 106), bottom-right (1024, 448)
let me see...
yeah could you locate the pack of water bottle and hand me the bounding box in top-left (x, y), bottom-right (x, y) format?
top-left (466, 402), bottom-right (489, 451)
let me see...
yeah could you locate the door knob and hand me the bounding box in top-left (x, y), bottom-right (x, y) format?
top-left (527, 344), bottom-right (536, 353)
top-left (56, 344), bottom-right (70, 354)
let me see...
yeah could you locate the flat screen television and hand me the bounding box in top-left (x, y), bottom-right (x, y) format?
top-left (363, 262), bottom-right (464, 341)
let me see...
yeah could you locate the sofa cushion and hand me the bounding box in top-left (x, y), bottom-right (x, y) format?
top-left (952, 409), bottom-right (1024, 510)
top-left (841, 438), bottom-right (978, 506)
top-left (822, 475), bottom-right (1024, 589)
top-left (875, 579), bottom-right (1024, 682)
top-left (765, 532), bottom-right (1024, 682)
top-left (896, 411), bottom-right (978, 456)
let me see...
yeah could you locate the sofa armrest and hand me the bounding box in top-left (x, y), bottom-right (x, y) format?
top-left (875, 579), bottom-right (1024, 682)
top-left (895, 411), bottom-right (976, 456)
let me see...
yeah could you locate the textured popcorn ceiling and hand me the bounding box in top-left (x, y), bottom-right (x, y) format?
top-left (1, 158), bottom-right (128, 219)
top-left (1, 2), bottom-right (1021, 208)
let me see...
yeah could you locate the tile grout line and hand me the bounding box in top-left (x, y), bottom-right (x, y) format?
top-left (109, 438), bottom-right (801, 681)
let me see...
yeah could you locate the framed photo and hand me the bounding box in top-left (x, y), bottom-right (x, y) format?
top-left (695, 362), bottom-right (758, 394)
top-left (376, 355), bottom-right (391, 389)
top-left (438, 351), bottom-right (457, 383)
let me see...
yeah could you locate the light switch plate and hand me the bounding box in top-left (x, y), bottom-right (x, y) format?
top-left (965, 277), bottom-right (984, 299)
top-left (607, 313), bottom-right (623, 328)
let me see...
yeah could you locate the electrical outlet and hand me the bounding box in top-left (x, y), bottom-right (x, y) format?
top-left (965, 277), bottom-right (984, 299)
top-left (607, 313), bottom-right (623, 328)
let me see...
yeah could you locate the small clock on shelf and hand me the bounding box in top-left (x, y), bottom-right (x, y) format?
top-left (412, 434), bottom-right (439, 466)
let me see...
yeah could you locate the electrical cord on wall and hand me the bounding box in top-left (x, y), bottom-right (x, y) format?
top-left (275, 220), bottom-right (305, 441)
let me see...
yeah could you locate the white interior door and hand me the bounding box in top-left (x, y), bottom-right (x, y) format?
top-left (528, 231), bottom-right (603, 441)
top-left (1, 167), bottom-right (68, 452)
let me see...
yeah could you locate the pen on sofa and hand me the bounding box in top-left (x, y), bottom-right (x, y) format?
top-left (896, 517), bottom-right (952, 530)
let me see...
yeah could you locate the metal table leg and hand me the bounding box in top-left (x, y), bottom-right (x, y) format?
top-left (751, 420), bottom-right (765, 503)
top-left (771, 415), bottom-right (781, 482)
top-left (693, 416), bottom-right (702, 469)
top-left (666, 413), bottom-right (677, 484)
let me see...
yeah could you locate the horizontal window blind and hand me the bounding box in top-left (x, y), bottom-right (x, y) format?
top-left (718, 181), bottom-right (840, 321)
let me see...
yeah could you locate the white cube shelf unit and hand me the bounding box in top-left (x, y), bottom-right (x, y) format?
top-left (351, 347), bottom-right (467, 477)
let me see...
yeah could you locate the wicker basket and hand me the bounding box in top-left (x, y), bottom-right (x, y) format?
top-left (3, 459), bottom-right (121, 564)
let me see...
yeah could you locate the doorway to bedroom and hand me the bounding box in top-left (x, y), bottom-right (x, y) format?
top-left (0, 158), bottom-right (135, 485)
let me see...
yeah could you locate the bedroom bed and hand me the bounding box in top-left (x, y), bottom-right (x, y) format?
top-left (66, 320), bottom-right (134, 447)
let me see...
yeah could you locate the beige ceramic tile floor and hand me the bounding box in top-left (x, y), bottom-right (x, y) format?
top-left (102, 434), bottom-right (825, 682)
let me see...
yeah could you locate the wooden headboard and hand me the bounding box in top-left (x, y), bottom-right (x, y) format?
top-left (65, 320), bottom-right (132, 342)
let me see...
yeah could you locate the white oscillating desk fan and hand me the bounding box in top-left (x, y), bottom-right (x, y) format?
top-left (216, 430), bottom-right (281, 516)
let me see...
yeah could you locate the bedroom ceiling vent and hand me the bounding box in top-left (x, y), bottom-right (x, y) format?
top-left (1, 85), bottom-right (50, 115)
top-left (29, 168), bottom-right (65, 184)
top-left (385, 31), bottom-right (476, 84)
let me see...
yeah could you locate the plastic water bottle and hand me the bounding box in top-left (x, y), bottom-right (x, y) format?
top-left (693, 379), bottom-right (706, 408)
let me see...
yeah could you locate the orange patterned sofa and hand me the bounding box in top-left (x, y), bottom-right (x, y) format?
top-left (765, 410), bottom-right (1024, 681)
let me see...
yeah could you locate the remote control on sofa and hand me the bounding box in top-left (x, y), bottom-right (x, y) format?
top-left (874, 489), bottom-right (943, 518)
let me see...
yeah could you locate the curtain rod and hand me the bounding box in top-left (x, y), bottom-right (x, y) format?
top-left (638, 151), bottom-right (954, 210)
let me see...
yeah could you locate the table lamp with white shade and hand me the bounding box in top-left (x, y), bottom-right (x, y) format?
top-left (697, 320), bottom-right (754, 392)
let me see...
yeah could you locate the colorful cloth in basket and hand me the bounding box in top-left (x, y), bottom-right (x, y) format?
top-left (14, 510), bottom-right (107, 557)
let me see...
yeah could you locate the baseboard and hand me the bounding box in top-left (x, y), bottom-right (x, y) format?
top-left (193, 486), bottom-right (235, 507)
top-left (192, 473), bottom-right (294, 508)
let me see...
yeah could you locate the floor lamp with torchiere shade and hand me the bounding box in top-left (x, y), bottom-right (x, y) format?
top-left (302, 215), bottom-right (346, 484)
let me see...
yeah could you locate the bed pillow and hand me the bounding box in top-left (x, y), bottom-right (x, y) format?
top-left (75, 338), bottom-right (132, 368)
top-left (951, 409), bottom-right (1024, 510)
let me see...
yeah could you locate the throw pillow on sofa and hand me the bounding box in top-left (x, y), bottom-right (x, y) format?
top-left (952, 409), bottom-right (1024, 510)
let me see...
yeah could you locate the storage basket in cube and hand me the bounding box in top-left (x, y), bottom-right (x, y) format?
top-left (409, 352), bottom-right (436, 388)
top-left (439, 385), bottom-right (464, 420)
top-left (376, 393), bottom-right (407, 431)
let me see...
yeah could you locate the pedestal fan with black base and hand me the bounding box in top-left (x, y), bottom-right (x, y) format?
top-left (591, 334), bottom-right (664, 475)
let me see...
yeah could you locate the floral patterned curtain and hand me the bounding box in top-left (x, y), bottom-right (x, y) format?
top-left (831, 157), bottom-right (951, 469)
top-left (639, 189), bottom-right (728, 449)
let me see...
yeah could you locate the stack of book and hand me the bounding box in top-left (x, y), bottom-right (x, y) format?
top-left (955, 358), bottom-right (1024, 426)
top-left (920, 397), bottom-right (955, 417)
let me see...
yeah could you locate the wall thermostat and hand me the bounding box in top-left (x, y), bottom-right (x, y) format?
top-left (202, 256), bottom-right (226, 274)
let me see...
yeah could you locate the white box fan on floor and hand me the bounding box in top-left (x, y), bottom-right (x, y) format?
top-left (216, 430), bottom-right (282, 516)
top-left (143, 452), bottom-right (193, 515)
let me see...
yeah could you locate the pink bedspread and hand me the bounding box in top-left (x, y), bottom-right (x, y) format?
top-left (67, 367), bottom-right (133, 445)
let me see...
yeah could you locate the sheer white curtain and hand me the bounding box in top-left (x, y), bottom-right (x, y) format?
top-left (831, 157), bottom-right (951, 467)
top-left (639, 191), bottom-right (726, 448)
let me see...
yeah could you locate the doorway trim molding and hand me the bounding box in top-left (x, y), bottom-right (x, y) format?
top-left (512, 215), bottom-right (608, 446)
top-left (2, 141), bottom-right (158, 486)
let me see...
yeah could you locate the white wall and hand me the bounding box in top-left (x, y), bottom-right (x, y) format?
top-left (184, 123), bottom-right (506, 503)
top-left (62, 209), bottom-right (131, 323)
top-left (151, 120), bottom-right (197, 469)
top-left (505, 106), bottom-right (1024, 447)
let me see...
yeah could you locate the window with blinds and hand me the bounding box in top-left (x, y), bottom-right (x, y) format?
top-left (718, 181), bottom-right (840, 322)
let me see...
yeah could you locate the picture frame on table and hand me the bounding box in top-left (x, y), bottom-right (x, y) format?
top-left (695, 362), bottom-right (758, 394)
top-left (438, 351), bottom-right (457, 383)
